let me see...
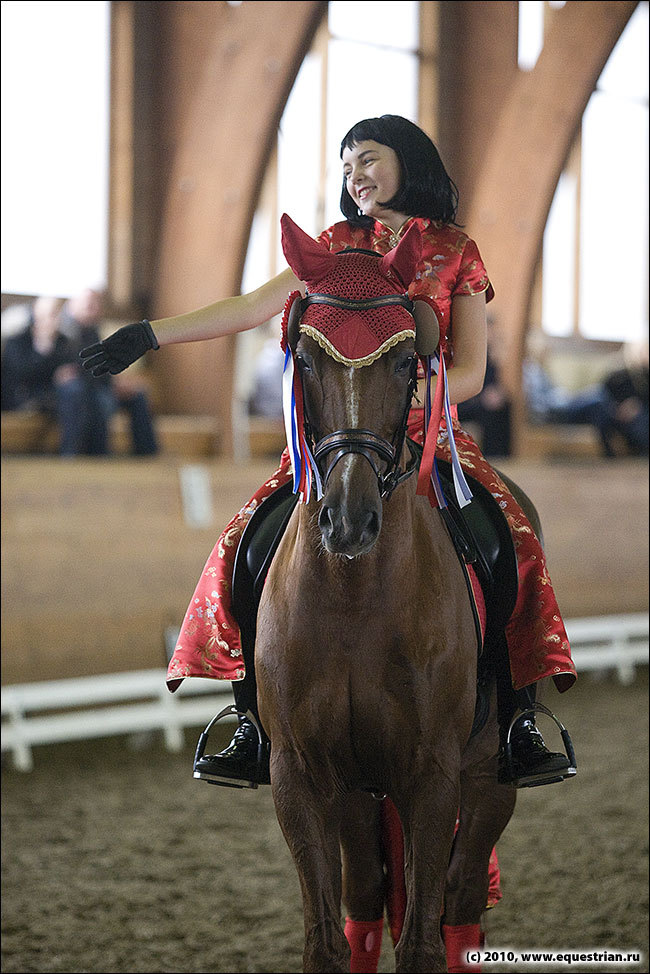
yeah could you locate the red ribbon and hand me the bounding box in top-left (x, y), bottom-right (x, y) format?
top-left (416, 351), bottom-right (446, 506)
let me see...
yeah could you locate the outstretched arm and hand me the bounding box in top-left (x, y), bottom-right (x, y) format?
top-left (80, 266), bottom-right (302, 375)
top-left (151, 266), bottom-right (302, 345)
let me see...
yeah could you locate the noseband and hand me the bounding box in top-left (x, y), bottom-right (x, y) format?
top-left (297, 291), bottom-right (420, 500)
top-left (313, 425), bottom-right (419, 499)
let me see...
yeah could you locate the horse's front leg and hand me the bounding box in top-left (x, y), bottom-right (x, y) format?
top-left (271, 746), bottom-right (350, 974)
top-left (340, 791), bottom-right (386, 972)
top-left (395, 772), bottom-right (461, 974)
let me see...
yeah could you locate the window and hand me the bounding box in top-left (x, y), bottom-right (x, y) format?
top-left (541, 1), bottom-right (649, 343)
top-left (235, 1), bottom-right (421, 449)
top-left (0, 1), bottom-right (110, 298)
top-left (518, 1), bottom-right (566, 71)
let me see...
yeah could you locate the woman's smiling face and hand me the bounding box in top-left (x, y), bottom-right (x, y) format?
top-left (342, 140), bottom-right (403, 224)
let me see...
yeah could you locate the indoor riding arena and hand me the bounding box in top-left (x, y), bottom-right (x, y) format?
top-left (2, 3), bottom-right (648, 974)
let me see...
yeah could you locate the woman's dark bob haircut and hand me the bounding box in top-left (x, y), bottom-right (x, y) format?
top-left (339, 114), bottom-right (459, 227)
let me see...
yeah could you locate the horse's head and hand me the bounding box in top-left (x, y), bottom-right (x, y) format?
top-left (281, 215), bottom-right (439, 558)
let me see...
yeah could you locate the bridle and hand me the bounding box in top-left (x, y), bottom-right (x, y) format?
top-left (296, 290), bottom-right (421, 500)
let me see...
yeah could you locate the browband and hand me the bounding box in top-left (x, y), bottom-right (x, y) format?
top-left (299, 292), bottom-right (415, 315)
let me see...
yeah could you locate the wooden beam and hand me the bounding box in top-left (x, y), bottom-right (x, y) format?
top-left (148, 1), bottom-right (327, 453)
top-left (107, 1), bottom-right (136, 310)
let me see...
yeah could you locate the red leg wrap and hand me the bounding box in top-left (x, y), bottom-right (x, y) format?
top-left (442, 923), bottom-right (484, 973)
top-left (344, 917), bottom-right (384, 974)
top-left (380, 798), bottom-right (406, 946)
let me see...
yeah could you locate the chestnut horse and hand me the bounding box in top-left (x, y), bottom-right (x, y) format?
top-left (254, 217), bottom-right (516, 973)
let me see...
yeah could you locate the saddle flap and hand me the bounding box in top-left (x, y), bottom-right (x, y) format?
top-left (232, 480), bottom-right (299, 629)
top-left (435, 458), bottom-right (518, 634)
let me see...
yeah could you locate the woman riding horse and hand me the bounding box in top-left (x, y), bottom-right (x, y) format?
top-left (80, 115), bottom-right (577, 791)
top-left (253, 215), bottom-right (515, 972)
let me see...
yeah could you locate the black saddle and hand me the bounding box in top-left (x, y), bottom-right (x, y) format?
top-left (230, 451), bottom-right (521, 743)
top-left (434, 457), bottom-right (518, 639)
top-left (231, 480), bottom-right (299, 673)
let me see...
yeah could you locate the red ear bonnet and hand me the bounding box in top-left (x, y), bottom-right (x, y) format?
top-left (280, 214), bottom-right (430, 367)
top-left (281, 213), bottom-right (338, 285)
top-left (278, 214), bottom-right (462, 510)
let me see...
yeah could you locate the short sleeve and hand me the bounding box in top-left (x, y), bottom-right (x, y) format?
top-left (453, 237), bottom-right (495, 303)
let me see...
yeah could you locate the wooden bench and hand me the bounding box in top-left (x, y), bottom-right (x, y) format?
top-left (246, 416), bottom-right (286, 457)
top-left (518, 422), bottom-right (603, 460)
top-left (1, 409), bottom-right (221, 458)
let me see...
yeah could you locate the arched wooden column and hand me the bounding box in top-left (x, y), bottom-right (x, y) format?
top-left (149, 1), bottom-right (327, 452)
top-left (465, 0), bottom-right (639, 452)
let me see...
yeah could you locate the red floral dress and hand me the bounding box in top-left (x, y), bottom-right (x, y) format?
top-left (167, 218), bottom-right (576, 695)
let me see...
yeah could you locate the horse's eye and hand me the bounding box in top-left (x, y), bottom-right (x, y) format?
top-left (395, 354), bottom-right (415, 375)
top-left (296, 353), bottom-right (314, 374)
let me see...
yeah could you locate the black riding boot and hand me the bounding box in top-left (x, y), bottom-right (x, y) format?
top-left (494, 639), bottom-right (574, 787)
top-left (193, 668), bottom-right (271, 787)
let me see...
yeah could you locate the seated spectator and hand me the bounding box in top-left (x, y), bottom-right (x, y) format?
top-left (523, 356), bottom-right (609, 423)
top-left (1, 296), bottom-right (101, 455)
top-left (247, 335), bottom-right (285, 419)
top-left (60, 289), bottom-right (158, 456)
top-left (599, 341), bottom-right (648, 457)
top-left (523, 337), bottom-right (648, 458)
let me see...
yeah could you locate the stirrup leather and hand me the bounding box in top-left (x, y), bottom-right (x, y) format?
top-left (502, 702), bottom-right (577, 788)
top-left (193, 705), bottom-right (268, 790)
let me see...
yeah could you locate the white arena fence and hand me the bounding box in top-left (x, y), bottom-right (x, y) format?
top-left (2, 613), bottom-right (648, 773)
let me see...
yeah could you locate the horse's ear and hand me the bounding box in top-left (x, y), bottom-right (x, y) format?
top-left (281, 213), bottom-right (338, 285)
top-left (379, 222), bottom-right (422, 287)
top-left (413, 298), bottom-right (440, 356)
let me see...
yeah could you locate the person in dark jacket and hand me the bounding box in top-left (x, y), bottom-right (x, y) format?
top-left (60, 289), bottom-right (158, 456)
top-left (1, 296), bottom-right (103, 455)
top-left (599, 343), bottom-right (649, 457)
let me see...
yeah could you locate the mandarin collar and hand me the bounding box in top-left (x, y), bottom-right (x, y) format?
top-left (372, 216), bottom-right (425, 248)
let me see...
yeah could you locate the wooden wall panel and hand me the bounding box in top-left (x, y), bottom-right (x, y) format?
top-left (1, 457), bottom-right (278, 685)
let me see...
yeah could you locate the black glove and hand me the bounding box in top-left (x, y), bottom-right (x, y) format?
top-left (78, 319), bottom-right (159, 376)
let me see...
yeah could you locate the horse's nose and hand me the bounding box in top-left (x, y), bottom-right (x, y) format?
top-left (319, 504), bottom-right (381, 557)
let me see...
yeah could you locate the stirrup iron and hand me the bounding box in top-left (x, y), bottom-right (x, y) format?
top-left (503, 702), bottom-right (577, 788)
top-left (193, 704), bottom-right (266, 790)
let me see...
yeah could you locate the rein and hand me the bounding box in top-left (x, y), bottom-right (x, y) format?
top-left (297, 290), bottom-right (420, 500)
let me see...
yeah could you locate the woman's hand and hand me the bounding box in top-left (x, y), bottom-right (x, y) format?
top-left (79, 320), bottom-right (159, 376)
top-left (78, 266), bottom-right (303, 376)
